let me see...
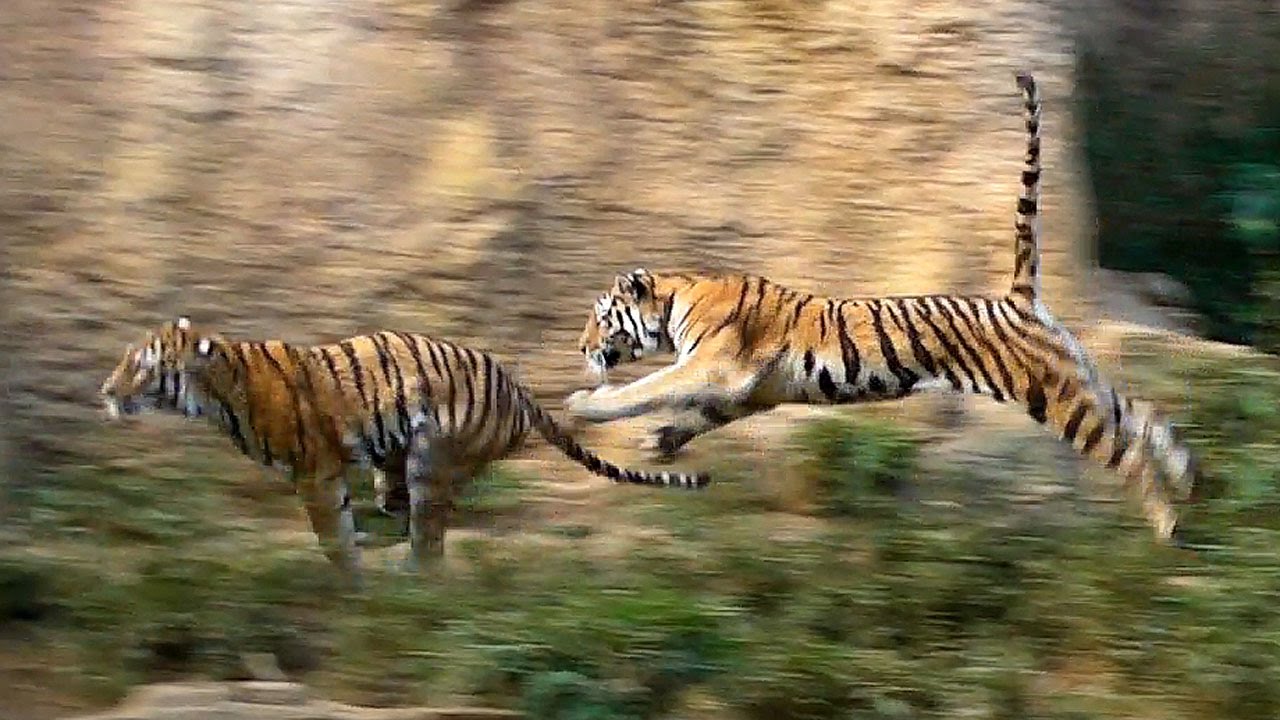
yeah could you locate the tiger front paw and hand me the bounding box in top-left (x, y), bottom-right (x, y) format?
top-left (563, 386), bottom-right (615, 423)
top-left (639, 425), bottom-right (694, 462)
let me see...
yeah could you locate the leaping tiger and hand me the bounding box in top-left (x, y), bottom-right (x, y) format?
top-left (564, 72), bottom-right (1204, 545)
top-left (99, 321), bottom-right (710, 586)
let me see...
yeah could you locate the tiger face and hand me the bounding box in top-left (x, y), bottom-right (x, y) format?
top-left (578, 268), bottom-right (666, 381)
top-left (99, 316), bottom-right (214, 420)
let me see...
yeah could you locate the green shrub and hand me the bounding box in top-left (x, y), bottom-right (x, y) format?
top-left (0, 555), bottom-right (57, 623)
top-left (789, 416), bottom-right (921, 519)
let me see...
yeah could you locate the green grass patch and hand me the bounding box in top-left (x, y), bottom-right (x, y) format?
top-left (4, 345), bottom-right (1280, 719)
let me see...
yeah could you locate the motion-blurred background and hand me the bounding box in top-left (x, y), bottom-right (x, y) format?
top-left (1, 1), bottom-right (1278, 719)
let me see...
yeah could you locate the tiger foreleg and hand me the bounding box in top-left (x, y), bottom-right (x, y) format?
top-left (402, 429), bottom-right (454, 573)
top-left (298, 472), bottom-right (364, 589)
top-left (641, 400), bottom-right (770, 461)
top-left (565, 361), bottom-right (759, 423)
top-left (373, 468), bottom-right (393, 515)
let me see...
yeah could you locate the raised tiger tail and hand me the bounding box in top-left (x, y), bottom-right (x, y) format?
top-left (519, 388), bottom-right (711, 489)
top-left (1009, 71), bottom-right (1042, 307)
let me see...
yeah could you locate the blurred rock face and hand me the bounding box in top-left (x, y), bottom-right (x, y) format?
top-left (0, 0), bottom-right (1093, 479)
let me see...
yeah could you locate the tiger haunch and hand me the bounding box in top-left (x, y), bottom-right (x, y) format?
top-left (566, 72), bottom-right (1204, 544)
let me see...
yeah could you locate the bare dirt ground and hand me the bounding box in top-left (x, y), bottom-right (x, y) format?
top-left (0, 0), bottom-right (1222, 717)
top-left (64, 679), bottom-right (522, 720)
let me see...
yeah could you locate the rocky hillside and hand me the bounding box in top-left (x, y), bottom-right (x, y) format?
top-left (1, 0), bottom-right (1096, 497)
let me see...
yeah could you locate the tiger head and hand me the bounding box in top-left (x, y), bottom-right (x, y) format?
top-left (99, 316), bottom-right (219, 420)
top-left (578, 268), bottom-right (667, 381)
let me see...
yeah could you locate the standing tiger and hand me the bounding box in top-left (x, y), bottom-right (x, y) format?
top-left (565, 72), bottom-right (1204, 545)
top-left (98, 320), bottom-right (710, 586)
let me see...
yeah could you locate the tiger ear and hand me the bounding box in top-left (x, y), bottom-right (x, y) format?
top-left (187, 335), bottom-right (217, 369)
top-left (612, 271), bottom-right (649, 301)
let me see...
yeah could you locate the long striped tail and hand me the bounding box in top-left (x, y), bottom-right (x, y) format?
top-left (1009, 71), bottom-right (1042, 307)
top-left (520, 389), bottom-right (711, 489)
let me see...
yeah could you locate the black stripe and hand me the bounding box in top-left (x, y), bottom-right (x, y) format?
top-left (358, 340), bottom-right (388, 462)
top-left (456, 346), bottom-right (478, 436)
top-left (258, 342), bottom-right (301, 466)
top-left (1025, 374), bottom-right (1047, 423)
top-left (932, 297), bottom-right (998, 396)
top-left (943, 298), bottom-right (1010, 401)
top-left (689, 279), bottom-right (752, 354)
top-left (834, 302), bottom-right (860, 387)
top-left (1063, 402), bottom-right (1088, 443)
top-left (961, 298), bottom-right (1018, 401)
top-left (817, 367), bottom-right (838, 401)
top-left (918, 299), bottom-right (979, 392)
top-left (318, 344), bottom-right (373, 456)
top-left (225, 405), bottom-right (250, 456)
top-left (439, 342), bottom-right (459, 434)
top-left (290, 346), bottom-right (320, 457)
top-left (981, 298), bottom-right (1035, 373)
top-left (991, 300), bottom-right (1072, 365)
top-left (318, 347), bottom-right (342, 389)
top-left (374, 332), bottom-right (411, 440)
top-left (332, 340), bottom-right (376, 458)
top-left (339, 340), bottom-right (370, 405)
top-left (881, 301), bottom-right (907, 332)
top-left (1014, 247), bottom-right (1033, 277)
top-left (672, 292), bottom-right (712, 345)
top-left (1016, 197), bottom-right (1037, 216)
top-left (475, 351), bottom-right (496, 449)
top-left (1082, 421), bottom-right (1104, 454)
top-left (1106, 438), bottom-right (1128, 469)
top-left (227, 343), bottom-right (264, 462)
top-left (869, 301), bottom-right (918, 395)
top-left (1056, 375), bottom-right (1078, 406)
top-left (206, 380), bottom-right (250, 457)
top-left (734, 281), bottom-right (770, 359)
top-left (782, 294), bottom-right (812, 337)
top-left (492, 365), bottom-right (517, 450)
top-left (896, 300), bottom-right (939, 378)
top-left (393, 331), bottom-right (434, 426)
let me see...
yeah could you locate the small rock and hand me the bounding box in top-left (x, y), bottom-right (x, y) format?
top-left (227, 681), bottom-right (309, 706)
top-left (240, 652), bottom-right (288, 682)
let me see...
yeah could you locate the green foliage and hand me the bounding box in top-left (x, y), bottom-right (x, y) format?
top-left (0, 556), bottom-right (55, 623)
top-left (1076, 18), bottom-right (1280, 351)
top-left (457, 466), bottom-right (528, 518)
top-left (8, 349), bottom-right (1280, 719)
top-left (789, 416), bottom-right (920, 518)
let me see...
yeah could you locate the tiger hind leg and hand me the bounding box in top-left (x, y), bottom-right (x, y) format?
top-left (354, 464), bottom-right (411, 548)
top-left (373, 464), bottom-right (411, 517)
top-left (402, 428), bottom-right (456, 573)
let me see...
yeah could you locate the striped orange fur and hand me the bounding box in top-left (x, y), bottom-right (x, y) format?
top-left (99, 319), bottom-right (709, 585)
top-left (566, 72), bottom-right (1204, 544)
